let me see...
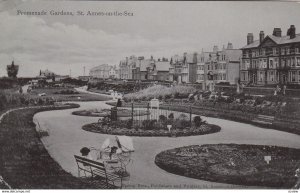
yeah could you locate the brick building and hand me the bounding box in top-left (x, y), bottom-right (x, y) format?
top-left (240, 25), bottom-right (300, 86)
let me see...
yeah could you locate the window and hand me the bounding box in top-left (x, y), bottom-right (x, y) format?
top-left (270, 60), bottom-right (273, 68)
top-left (273, 48), bottom-right (279, 55)
top-left (296, 48), bottom-right (299, 54)
top-left (286, 48), bottom-right (290, 54)
top-left (297, 57), bottom-right (300, 66)
top-left (241, 72), bottom-right (247, 81)
top-left (299, 71), bottom-right (300, 82)
top-left (269, 71), bottom-right (274, 81)
top-left (259, 71), bottom-right (264, 81)
top-left (292, 58), bottom-right (295, 67)
top-left (291, 71), bottom-right (296, 82)
top-left (223, 74), bottom-right (226, 80)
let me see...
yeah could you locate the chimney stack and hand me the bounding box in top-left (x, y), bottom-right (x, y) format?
top-left (259, 31), bottom-right (265, 43)
top-left (272, 28), bottom-right (282, 37)
top-left (213, 45), bottom-right (218, 53)
top-left (247, 33), bottom-right (254, 45)
top-left (227, 42), bottom-right (233, 49)
top-left (287, 25), bottom-right (296, 39)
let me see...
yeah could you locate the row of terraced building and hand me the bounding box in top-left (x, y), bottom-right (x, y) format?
top-left (90, 25), bottom-right (300, 91)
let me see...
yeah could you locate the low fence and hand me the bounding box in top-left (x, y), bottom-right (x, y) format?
top-left (113, 101), bottom-right (300, 135)
top-left (215, 85), bottom-right (300, 97)
top-left (110, 103), bottom-right (193, 129)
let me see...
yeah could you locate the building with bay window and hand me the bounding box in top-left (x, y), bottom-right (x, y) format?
top-left (240, 25), bottom-right (300, 86)
top-left (204, 44), bottom-right (242, 91)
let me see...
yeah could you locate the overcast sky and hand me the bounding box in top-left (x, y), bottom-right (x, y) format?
top-left (1, 0), bottom-right (300, 77)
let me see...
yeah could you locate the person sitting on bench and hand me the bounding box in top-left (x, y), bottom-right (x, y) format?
top-left (80, 147), bottom-right (93, 160)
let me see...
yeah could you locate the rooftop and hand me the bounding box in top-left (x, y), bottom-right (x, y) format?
top-left (242, 33), bottom-right (300, 49)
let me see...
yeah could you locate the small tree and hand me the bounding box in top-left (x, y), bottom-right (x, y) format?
top-left (168, 113), bottom-right (174, 120)
top-left (193, 116), bottom-right (203, 127)
top-left (159, 115), bottom-right (167, 122)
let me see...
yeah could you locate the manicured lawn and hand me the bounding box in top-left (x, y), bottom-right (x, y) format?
top-left (29, 88), bottom-right (111, 101)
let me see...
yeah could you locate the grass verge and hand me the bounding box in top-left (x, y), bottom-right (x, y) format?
top-left (0, 104), bottom-right (111, 189)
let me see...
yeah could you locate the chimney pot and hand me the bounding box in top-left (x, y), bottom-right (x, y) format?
top-left (247, 33), bottom-right (254, 45)
top-left (227, 42), bottom-right (233, 49)
top-left (287, 25), bottom-right (296, 39)
top-left (273, 28), bottom-right (282, 37)
top-left (259, 31), bottom-right (265, 43)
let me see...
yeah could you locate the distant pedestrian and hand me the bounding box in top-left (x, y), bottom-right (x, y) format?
top-left (274, 88), bottom-right (277, 96)
top-left (283, 85), bottom-right (287, 96)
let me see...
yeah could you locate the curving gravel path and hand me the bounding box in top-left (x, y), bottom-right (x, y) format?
top-left (34, 101), bottom-right (300, 189)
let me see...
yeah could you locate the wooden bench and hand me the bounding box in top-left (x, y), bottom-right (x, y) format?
top-left (74, 155), bottom-right (123, 188)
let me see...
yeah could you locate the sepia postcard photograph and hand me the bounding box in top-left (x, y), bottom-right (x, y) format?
top-left (0, 0), bottom-right (300, 192)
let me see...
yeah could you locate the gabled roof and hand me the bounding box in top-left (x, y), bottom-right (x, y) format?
top-left (269, 34), bottom-right (300, 44)
top-left (242, 33), bottom-right (300, 49)
top-left (241, 40), bottom-right (260, 49)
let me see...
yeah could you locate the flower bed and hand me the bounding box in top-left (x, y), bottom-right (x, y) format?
top-left (72, 108), bottom-right (149, 117)
top-left (82, 119), bottom-right (220, 137)
top-left (155, 144), bottom-right (300, 188)
top-left (54, 89), bottom-right (79, 95)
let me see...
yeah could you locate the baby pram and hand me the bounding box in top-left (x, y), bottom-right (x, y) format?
top-left (90, 136), bottom-right (134, 177)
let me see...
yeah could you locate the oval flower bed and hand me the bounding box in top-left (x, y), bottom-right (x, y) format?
top-left (72, 108), bottom-right (149, 117)
top-left (155, 144), bottom-right (300, 188)
top-left (82, 122), bottom-right (221, 137)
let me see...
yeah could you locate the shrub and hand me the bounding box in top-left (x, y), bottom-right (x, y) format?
top-left (180, 119), bottom-right (191, 129)
top-left (178, 113), bottom-right (188, 120)
top-left (194, 116), bottom-right (203, 127)
top-left (168, 113), bottom-right (174, 120)
top-left (101, 115), bottom-right (111, 126)
top-left (159, 115), bottom-right (167, 123)
top-left (172, 119), bottom-right (190, 130)
top-left (126, 119), bottom-right (133, 129)
top-left (142, 119), bottom-right (157, 130)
